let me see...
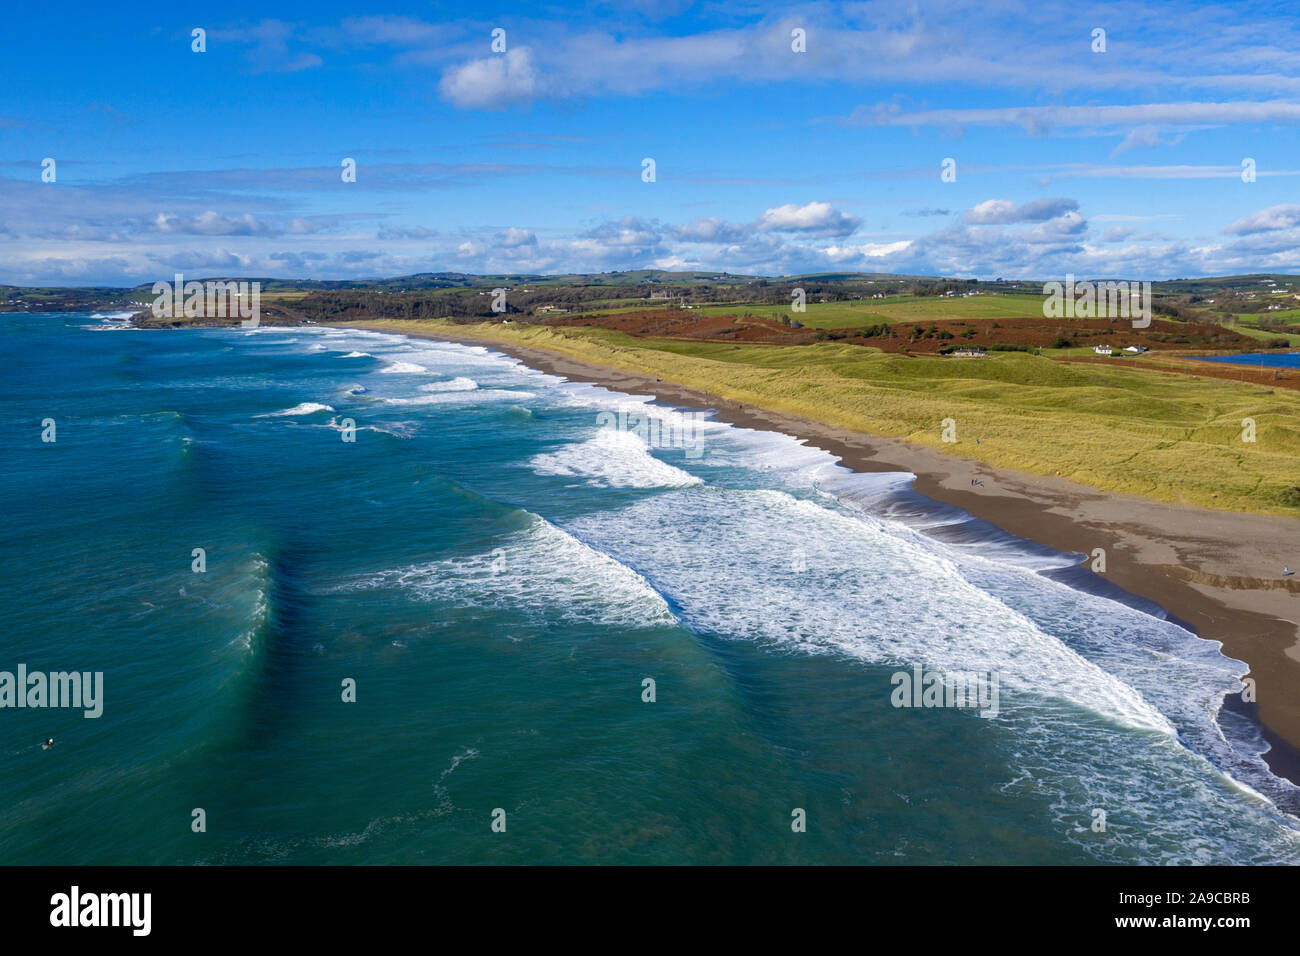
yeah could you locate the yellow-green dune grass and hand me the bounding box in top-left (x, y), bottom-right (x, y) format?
top-left (348, 318), bottom-right (1300, 516)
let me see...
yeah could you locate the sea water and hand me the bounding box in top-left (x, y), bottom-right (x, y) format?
top-left (1, 312), bottom-right (1297, 864)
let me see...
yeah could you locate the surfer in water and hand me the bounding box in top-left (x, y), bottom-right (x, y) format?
top-left (41, 738), bottom-right (53, 750)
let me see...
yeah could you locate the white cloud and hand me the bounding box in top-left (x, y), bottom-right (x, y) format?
top-left (757, 201), bottom-right (861, 236)
top-left (151, 211), bottom-right (272, 236)
top-left (671, 217), bottom-right (749, 243)
top-left (1031, 211), bottom-right (1088, 238)
top-left (1110, 125), bottom-right (1187, 156)
top-left (826, 240), bottom-right (913, 260)
top-left (1223, 204), bottom-right (1300, 235)
top-left (964, 198), bottom-right (1079, 224)
top-left (497, 227), bottom-right (537, 247)
top-left (387, 9), bottom-right (1300, 111)
top-left (439, 48), bottom-right (538, 109)
top-left (845, 101), bottom-right (1300, 132)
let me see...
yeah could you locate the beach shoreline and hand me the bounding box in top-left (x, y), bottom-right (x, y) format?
top-left (332, 319), bottom-right (1300, 783)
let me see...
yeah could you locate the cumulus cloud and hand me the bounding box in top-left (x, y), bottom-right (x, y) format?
top-left (497, 227), bottom-right (537, 247)
top-left (6, 171), bottom-right (1300, 285)
top-left (377, 225), bottom-right (438, 240)
top-left (825, 240), bottom-right (913, 260)
top-left (757, 201), bottom-right (861, 236)
top-left (1031, 211), bottom-right (1088, 238)
top-left (964, 198), bottom-right (1079, 224)
top-left (670, 217), bottom-right (750, 243)
top-left (439, 48), bottom-right (538, 109)
top-left (1223, 205), bottom-right (1300, 235)
top-left (151, 211), bottom-right (272, 236)
top-left (580, 217), bottom-right (664, 248)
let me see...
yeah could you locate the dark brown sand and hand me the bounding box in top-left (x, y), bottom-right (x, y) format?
top-left (338, 321), bottom-right (1300, 780)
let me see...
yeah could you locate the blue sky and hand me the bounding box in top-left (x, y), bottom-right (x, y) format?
top-left (2, 0), bottom-right (1299, 285)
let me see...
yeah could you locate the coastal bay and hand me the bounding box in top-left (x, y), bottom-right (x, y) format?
top-left (338, 319), bottom-right (1300, 779)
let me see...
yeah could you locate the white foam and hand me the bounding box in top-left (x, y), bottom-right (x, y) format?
top-left (695, 421), bottom-right (845, 486)
top-left (564, 487), bottom-right (1173, 734)
top-left (341, 351), bottom-right (371, 358)
top-left (380, 388), bottom-right (533, 407)
top-left (530, 428), bottom-right (704, 489)
top-left (379, 361), bottom-right (429, 374)
top-left (269, 324), bottom-right (1300, 853)
top-left (260, 402), bottom-right (335, 417)
top-left (347, 517), bottom-right (677, 631)
top-left (315, 418), bottom-right (414, 439)
top-left (420, 377), bottom-right (479, 392)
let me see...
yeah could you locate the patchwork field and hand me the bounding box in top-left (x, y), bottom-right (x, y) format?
top-left (634, 293), bottom-right (1051, 329)
top-left (548, 306), bottom-right (1254, 354)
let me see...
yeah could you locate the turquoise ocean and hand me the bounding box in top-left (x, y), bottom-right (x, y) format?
top-left (2, 311), bottom-right (1298, 864)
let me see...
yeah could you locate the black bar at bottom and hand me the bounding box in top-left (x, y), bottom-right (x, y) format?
top-left (0, 865), bottom-right (1281, 941)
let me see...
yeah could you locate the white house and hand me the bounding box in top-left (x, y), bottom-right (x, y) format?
top-left (1094, 344), bottom-right (1113, 355)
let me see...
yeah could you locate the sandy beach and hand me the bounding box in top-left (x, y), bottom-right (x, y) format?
top-left (338, 320), bottom-right (1300, 782)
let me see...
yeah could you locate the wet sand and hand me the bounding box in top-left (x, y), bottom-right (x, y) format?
top-left (338, 321), bottom-right (1300, 781)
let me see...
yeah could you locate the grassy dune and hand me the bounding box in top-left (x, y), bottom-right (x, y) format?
top-left (350, 318), bottom-right (1300, 516)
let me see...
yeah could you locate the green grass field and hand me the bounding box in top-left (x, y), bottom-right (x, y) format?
top-left (1226, 318), bottom-right (1300, 346)
top-left (671, 293), bottom-right (1049, 329)
top-left (563, 297), bottom-right (658, 313)
top-left (344, 318), bottom-right (1300, 516)
top-left (1233, 308), bottom-right (1300, 322)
